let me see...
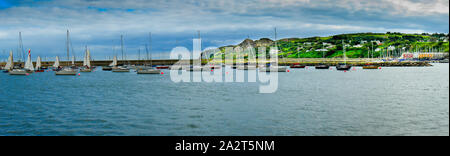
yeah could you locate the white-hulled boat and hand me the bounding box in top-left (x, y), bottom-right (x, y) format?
top-left (80, 48), bottom-right (92, 72)
top-left (186, 66), bottom-right (204, 71)
top-left (336, 41), bottom-right (352, 71)
top-left (259, 66), bottom-right (287, 72)
top-left (9, 69), bottom-right (28, 75)
top-left (35, 56), bottom-right (44, 72)
top-left (237, 63), bottom-right (257, 70)
top-left (53, 56), bottom-right (60, 69)
top-left (137, 34), bottom-right (161, 74)
top-left (112, 66), bottom-right (130, 72)
top-left (56, 30), bottom-right (77, 75)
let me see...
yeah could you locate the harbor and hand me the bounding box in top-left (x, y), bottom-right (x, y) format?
top-left (1, 63), bottom-right (448, 136)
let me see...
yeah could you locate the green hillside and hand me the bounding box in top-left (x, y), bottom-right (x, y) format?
top-left (210, 32), bottom-right (449, 59)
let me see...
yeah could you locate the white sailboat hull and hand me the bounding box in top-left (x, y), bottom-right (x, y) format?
top-left (112, 67), bottom-right (130, 72)
top-left (9, 69), bottom-right (28, 75)
top-left (55, 69), bottom-right (77, 75)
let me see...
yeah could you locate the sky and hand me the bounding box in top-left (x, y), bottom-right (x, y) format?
top-left (0, 0), bottom-right (449, 61)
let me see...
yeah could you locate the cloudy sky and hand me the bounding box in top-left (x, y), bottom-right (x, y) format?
top-left (0, 0), bottom-right (449, 60)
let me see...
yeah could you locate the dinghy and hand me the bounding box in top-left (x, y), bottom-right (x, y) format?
top-left (336, 41), bottom-right (352, 71)
top-left (137, 33), bottom-right (161, 74)
top-left (80, 48), bottom-right (92, 72)
top-left (3, 51), bottom-right (14, 73)
top-left (35, 56), bottom-right (44, 72)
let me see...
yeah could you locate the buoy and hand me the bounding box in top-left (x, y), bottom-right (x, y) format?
top-left (78, 73), bottom-right (81, 76)
top-left (211, 69), bottom-right (214, 72)
top-left (287, 70), bottom-right (290, 72)
top-left (161, 72), bottom-right (164, 75)
top-left (25, 73), bottom-right (29, 76)
top-left (344, 70), bottom-right (347, 73)
top-left (226, 72), bottom-right (229, 74)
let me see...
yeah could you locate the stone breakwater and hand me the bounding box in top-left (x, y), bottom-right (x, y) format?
top-left (0, 59), bottom-right (433, 67)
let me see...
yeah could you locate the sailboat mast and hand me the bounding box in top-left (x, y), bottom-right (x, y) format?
top-left (19, 32), bottom-right (25, 65)
top-left (343, 40), bottom-right (346, 65)
top-left (274, 27), bottom-right (279, 65)
top-left (145, 44), bottom-right (149, 66)
top-left (66, 30), bottom-right (70, 66)
top-left (198, 31), bottom-right (202, 61)
top-left (149, 32), bottom-right (152, 67)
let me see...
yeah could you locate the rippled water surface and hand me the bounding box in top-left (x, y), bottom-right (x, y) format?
top-left (0, 64), bottom-right (448, 136)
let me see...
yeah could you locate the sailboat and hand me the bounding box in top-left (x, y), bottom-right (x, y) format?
top-left (336, 41), bottom-right (352, 71)
top-left (260, 28), bottom-right (287, 72)
top-left (55, 30), bottom-right (78, 75)
top-left (112, 35), bottom-right (130, 72)
top-left (315, 43), bottom-right (330, 69)
top-left (2, 51), bottom-right (13, 73)
top-left (187, 31), bottom-right (205, 72)
top-left (290, 44), bottom-right (306, 69)
top-left (137, 33), bottom-right (161, 74)
top-left (53, 56), bottom-right (61, 70)
top-left (363, 42), bottom-right (380, 69)
top-left (9, 32), bottom-right (29, 75)
top-left (80, 47), bottom-right (92, 72)
top-left (10, 49), bottom-right (33, 75)
top-left (35, 56), bottom-right (44, 72)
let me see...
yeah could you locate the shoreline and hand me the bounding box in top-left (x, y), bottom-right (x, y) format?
top-left (0, 58), bottom-right (438, 67)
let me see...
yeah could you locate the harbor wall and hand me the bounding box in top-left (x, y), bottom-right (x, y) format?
top-left (0, 59), bottom-right (434, 67)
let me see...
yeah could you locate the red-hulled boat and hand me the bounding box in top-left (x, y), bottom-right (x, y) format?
top-left (156, 66), bottom-right (170, 69)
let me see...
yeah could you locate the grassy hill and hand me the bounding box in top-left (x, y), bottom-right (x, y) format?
top-left (209, 32), bottom-right (449, 59)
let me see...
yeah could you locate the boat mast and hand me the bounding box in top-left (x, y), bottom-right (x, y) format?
top-left (19, 32), bottom-right (24, 66)
top-left (66, 30), bottom-right (70, 66)
top-left (198, 30), bottom-right (202, 62)
top-left (149, 32), bottom-right (152, 67)
top-left (343, 40), bottom-right (346, 65)
top-left (121, 35), bottom-right (124, 62)
top-left (274, 27), bottom-right (279, 65)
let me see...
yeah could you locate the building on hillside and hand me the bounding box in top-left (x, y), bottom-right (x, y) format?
top-left (388, 46), bottom-right (396, 50)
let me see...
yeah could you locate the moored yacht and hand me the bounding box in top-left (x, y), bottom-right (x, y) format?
top-left (55, 30), bottom-right (77, 76)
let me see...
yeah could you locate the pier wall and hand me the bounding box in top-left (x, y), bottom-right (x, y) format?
top-left (0, 59), bottom-right (433, 67)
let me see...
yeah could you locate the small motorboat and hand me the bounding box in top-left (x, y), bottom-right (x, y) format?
top-left (137, 68), bottom-right (161, 74)
top-left (363, 64), bottom-right (380, 69)
top-left (156, 66), bottom-right (170, 69)
top-left (259, 66), bottom-right (287, 72)
top-left (9, 69), bottom-right (29, 75)
top-left (315, 64), bottom-right (330, 69)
